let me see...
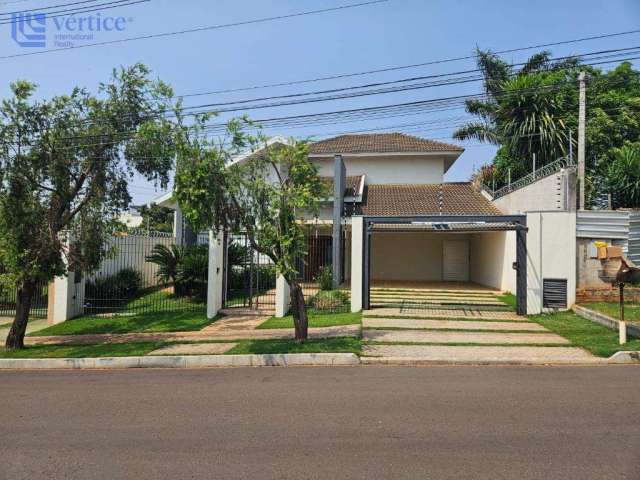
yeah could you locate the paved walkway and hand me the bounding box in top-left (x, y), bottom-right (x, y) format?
top-left (363, 329), bottom-right (570, 345)
top-left (24, 323), bottom-right (360, 346)
top-left (362, 345), bottom-right (602, 364)
top-left (363, 317), bottom-right (547, 331)
top-left (365, 307), bottom-right (525, 321)
top-left (361, 287), bottom-right (596, 364)
top-left (149, 343), bottom-right (238, 355)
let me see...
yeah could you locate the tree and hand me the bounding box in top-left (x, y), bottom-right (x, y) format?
top-left (605, 144), bottom-right (640, 208)
top-left (454, 49), bottom-right (579, 177)
top-left (0, 64), bottom-right (175, 349)
top-left (457, 50), bottom-right (640, 207)
top-left (138, 202), bottom-right (174, 232)
top-left (172, 119), bottom-right (328, 342)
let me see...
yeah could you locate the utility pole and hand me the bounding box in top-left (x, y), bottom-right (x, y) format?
top-left (532, 153), bottom-right (536, 179)
top-left (578, 72), bottom-right (586, 210)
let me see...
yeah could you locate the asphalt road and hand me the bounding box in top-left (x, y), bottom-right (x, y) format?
top-left (1, 365), bottom-right (639, 480)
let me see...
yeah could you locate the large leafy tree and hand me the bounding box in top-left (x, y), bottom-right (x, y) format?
top-left (457, 50), bottom-right (640, 206)
top-left (138, 202), bottom-right (174, 232)
top-left (455, 50), bottom-right (580, 186)
top-left (605, 144), bottom-right (640, 208)
top-left (0, 64), bottom-right (175, 349)
top-left (172, 118), bottom-right (327, 342)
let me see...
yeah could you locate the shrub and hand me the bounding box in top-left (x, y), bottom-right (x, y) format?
top-left (146, 244), bottom-right (184, 285)
top-left (315, 266), bottom-right (333, 291)
top-left (176, 245), bottom-right (208, 298)
top-left (311, 289), bottom-right (349, 312)
top-left (86, 268), bottom-right (142, 300)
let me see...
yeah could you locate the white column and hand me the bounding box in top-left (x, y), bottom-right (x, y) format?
top-left (207, 229), bottom-right (224, 319)
top-left (174, 207), bottom-right (184, 245)
top-left (48, 234), bottom-right (85, 324)
top-left (275, 275), bottom-right (290, 318)
top-left (351, 216), bottom-right (363, 312)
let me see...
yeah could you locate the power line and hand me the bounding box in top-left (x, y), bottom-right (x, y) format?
top-left (178, 49), bottom-right (640, 115)
top-left (0, 0), bottom-right (148, 25)
top-left (0, 0), bottom-right (389, 59)
top-left (0, 0), bottom-right (104, 15)
top-left (176, 29), bottom-right (640, 96)
top-left (71, 48), bottom-right (637, 130)
top-left (1, 64), bottom-right (636, 149)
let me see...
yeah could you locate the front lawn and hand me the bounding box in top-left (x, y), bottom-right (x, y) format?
top-left (30, 310), bottom-right (217, 336)
top-left (0, 342), bottom-right (164, 358)
top-left (257, 311), bottom-right (362, 329)
top-left (532, 310), bottom-right (640, 357)
top-left (227, 337), bottom-right (361, 355)
top-left (580, 302), bottom-right (640, 324)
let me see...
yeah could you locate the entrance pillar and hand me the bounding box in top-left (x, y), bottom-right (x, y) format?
top-left (207, 229), bottom-right (224, 319)
top-left (350, 216), bottom-right (364, 312)
top-left (275, 275), bottom-right (290, 318)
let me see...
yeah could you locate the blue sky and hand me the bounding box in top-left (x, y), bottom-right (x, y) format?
top-left (0, 0), bottom-right (638, 205)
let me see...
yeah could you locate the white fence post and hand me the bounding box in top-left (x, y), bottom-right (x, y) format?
top-left (275, 275), bottom-right (290, 318)
top-left (48, 233), bottom-right (85, 324)
top-left (207, 229), bottom-right (224, 319)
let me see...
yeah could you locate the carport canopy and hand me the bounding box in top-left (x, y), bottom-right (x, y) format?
top-left (361, 215), bottom-right (528, 315)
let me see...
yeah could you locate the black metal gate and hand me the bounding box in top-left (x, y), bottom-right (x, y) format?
top-left (83, 232), bottom-right (208, 316)
top-left (223, 233), bottom-right (276, 310)
top-left (0, 280), bottom-right (49, 319)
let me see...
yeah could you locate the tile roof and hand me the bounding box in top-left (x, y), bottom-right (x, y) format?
top-left (309, 133), bottom-right (464, 155)
top-left (360, 183), bottom-right (503, 217)
top-left (319, 175), bottom-right (364, 197)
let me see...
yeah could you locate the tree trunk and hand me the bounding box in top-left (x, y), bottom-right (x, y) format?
top-left (4, 279), bottom-right (36, 350)
top-left (289, 281), bottom-right (308, 343)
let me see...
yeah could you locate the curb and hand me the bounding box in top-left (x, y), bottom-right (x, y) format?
top-left (572, 305), bottom-right (640, 339)
top-left (607, 351), bottom-right (640, 363)
top-left (360, 356), bottom-right (609, 366)
top-left (0, 353), bottom-right (360, 370)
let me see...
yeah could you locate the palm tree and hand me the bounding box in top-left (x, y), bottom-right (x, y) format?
top-left (146, 244), bottom-right (185, 286)
top-left (454, 49), bottom-right (580, 178)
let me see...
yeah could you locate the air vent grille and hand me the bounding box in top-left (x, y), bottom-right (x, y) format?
top-left (543, 278), bottom-right (567, 309)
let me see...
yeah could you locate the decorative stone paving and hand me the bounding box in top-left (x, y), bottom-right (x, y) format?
top-left (365, 307), bottom-right (525, 321)
top-left (149, 343), bottom-right (237, 356)
top-left (363, 329), bottom-right (571, 345)
top-left (362, 317), bottom-right (547, 332)
top-left (361, 345), bottom-right (601, 363)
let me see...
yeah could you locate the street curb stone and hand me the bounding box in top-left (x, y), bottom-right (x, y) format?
top-left (573, 305), bottom-right (640, 339)
top-left (0, 353), bottom-right (360, 370)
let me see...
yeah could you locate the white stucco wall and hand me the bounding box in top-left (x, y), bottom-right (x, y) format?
top-left (371, 232), bottom-right (475, 282)
top-left (469, 231), bottom-right (517, 293)
top-left (526, 211), bottom-right (577, 314)
top-left (492, 169), bottom-right (576, 214)
top-left (311, 155), bottom-right (446, 184)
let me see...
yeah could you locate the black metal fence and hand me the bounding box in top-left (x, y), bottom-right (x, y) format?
top-left (0, 281), bottom-right (49, 319)
top-left (224, 233), bottom-right (277, 310)
top-left (297, 235), bottom-right (350, 314)
top-left (221, 232), bottom-right (349, 315)
top-left (83, 232), bottom-right (208, 316)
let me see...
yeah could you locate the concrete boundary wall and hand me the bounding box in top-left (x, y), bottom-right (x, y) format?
top-left (492, 168), bottom-right (576, 215)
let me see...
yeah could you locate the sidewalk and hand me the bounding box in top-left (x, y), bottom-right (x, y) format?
top-left (25, 315), bottom-right (360, 345)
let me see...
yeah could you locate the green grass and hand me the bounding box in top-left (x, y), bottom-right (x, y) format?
top-left (227, 337), bottom-right (361, 355)
top-left (580, 302), bottom-right (640, 324)
top-left (257, 311), bottom-right (362, 329)
top-left (30, 310), bottom-right (218, 336)
top-left (498, 292), bottom-right (517, 310)
top-left (531, 310), bottom-right (640, 357)
top-left (0, 342), bottom-right (164, 358)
